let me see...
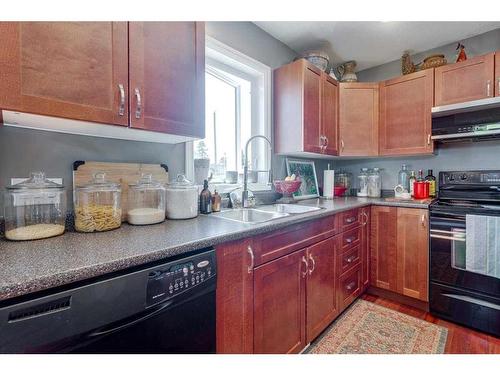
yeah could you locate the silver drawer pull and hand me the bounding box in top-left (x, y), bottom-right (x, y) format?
top-left (345, 236), bottom-right (355, 244)
top-left (345, 281), bottom-right (356, 291)
top-left (345, 217), bottom-right (356, 224)
top-left (118, 84), bottom-right (125, 116)
top-left (134, 88), bottom-right (142, 119)
top-left (247, 246), bottom-right (254, 274)
top-left (346, 255), bottom-right (357, 263)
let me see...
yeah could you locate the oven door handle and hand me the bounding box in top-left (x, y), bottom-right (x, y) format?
top-left (87, 298), bottom-right (175, 338)
top-left (430, 234), bottom-right (466, 242)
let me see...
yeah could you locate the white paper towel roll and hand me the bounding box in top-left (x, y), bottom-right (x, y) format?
top-left (323, 170), bottom-right (335, 198)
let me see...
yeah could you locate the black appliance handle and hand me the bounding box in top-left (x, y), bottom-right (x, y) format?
top-left (87, 299), bottom-right (175, 338)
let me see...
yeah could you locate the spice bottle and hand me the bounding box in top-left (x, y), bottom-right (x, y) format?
top-left (199, 180), bottom-right (212, 214)
top-left (211, 190), bottom-right (221, 212)
top-left (425, 169), bottom-right (436, 197)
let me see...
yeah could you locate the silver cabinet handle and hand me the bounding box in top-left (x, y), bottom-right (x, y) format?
top-left (301, 256), bottom-right (308, 278)
top-left (118, 84), bottom-right (125, 116)
top-left (361, 211), bottom-right (368, 226)
top-left (319, 135), bottom-right (326, 152)
top-left (345, 216), bottom-right (356, 224)
top-left (324, 136), bottom-right (329, 148)
top-left (308, 253), bottom-right (316, 275)
top-left (346, 281), bottom-right (356, 291)
top-left (487, 80), bottom-right (492, 97)
top-left (247, 245), bottom-right (254, 274)
top-left (498, 77), bottom-right (500, 95)
top-left (340, 139), bottom-right (345, 151)
top-left (427, 134), bottom-right (431, 146)
top-left (421, 214), bottom-right (426, 228)
top-left (134, 88), bottom-right (142, 119)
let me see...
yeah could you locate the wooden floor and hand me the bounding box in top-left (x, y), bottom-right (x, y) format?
top-left (361, 293), bottom-right (500, 354)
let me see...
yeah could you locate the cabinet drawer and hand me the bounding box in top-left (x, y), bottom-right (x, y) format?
top-left (338, 245), bottom-right (361, 276)
top-left (339, 209), bottom-right (360, 231)
top-left (338, 264), bottom-right (362, 310)
top-left (341, 227), bottom-right (361, 250)
top-left (252, 215), bottom-right (338, 266)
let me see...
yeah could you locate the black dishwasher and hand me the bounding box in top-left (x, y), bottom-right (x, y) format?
top-left (0, 248), bottom-right (216, 354)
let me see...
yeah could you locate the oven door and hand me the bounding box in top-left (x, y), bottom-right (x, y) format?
top-left (430, 210), bottom-right (500, 299)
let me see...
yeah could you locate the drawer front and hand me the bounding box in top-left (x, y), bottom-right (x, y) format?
top-left (253, 214), bottom-right (338, 266)
top-left (338, 245), bottom-right (361, 276)
top-left (338, 264), bottom-right (362, 310)
top-left (341, 227), bottom-right (361, 250)
top-left (340, 209), bottom-right (360, 231)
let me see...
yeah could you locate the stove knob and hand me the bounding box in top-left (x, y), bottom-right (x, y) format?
top-left (460, 174), bottom-right (468, 180)
top-left (448, 175), bottom-right (455, 181)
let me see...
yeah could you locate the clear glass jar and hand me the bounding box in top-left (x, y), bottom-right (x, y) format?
top-left (165, 175), bottom-right (199, 219)
top-left (367, 168), bottom-right (382, 198)
top-left (335, 170), bottom-right (352, 196)
top-left (357, 168), bottom-right (369, 197)
top-left (398, 164), bottom-right (410, 192)
top-left (127, 174), bottom-right (166, 225)
top-left (3, 172), bottom-right (66, 241)
top-left (74, 172), bottom-right (122, 232)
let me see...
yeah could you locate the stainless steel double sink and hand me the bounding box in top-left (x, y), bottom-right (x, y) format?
top-left (210, 204), bottom-right (323, 224)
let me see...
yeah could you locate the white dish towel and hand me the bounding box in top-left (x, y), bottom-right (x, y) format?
top-left (466, 214), bottom-right (500, 278)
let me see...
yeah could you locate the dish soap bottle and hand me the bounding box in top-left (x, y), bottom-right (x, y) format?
top-left (199, 180), bottom-right (212, 214)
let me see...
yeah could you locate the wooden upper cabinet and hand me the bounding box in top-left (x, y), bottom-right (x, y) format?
top-left (379, 69), bottom-right (434, 156)
top-left (435, 52), bottom-right (495, 106)
top-left (215, 239), bottom-right (254, 354)
top-left (396, 208), bottom-right (429, 302)
top-left (495, 52), bottom-right (500, 97)
top-left (254, 249), bottom-right (307, 354)
top-left (303, 65), bottom-right (322, 154)
top-left (370, 206), bottom-right (398, 292)
top-left (306, 237), bottom-right (338, 343)
top-left (321, 75), bottom-right (339, 155)
top-left (128, 22), bottom-right (205, 138)
top-left (0, 22), bottom-right (129, 125)
top-left (274, 59), bottom-right (339, 156)
top-left (339, 83), bottom-right (379, 156)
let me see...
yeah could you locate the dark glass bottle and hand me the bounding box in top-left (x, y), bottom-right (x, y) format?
top-left (425, 169), bottom-right (436, 197)
top-left (199, 180), bottom-right (212, 214)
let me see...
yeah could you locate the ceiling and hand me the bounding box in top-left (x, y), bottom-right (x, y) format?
top-left (253, 22), bottom-right (500, 71)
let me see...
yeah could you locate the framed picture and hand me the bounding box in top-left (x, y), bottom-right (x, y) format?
top-left (285, 158), bottom-right (319, 200)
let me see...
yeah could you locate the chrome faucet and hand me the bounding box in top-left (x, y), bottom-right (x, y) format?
top-left (242, 135), bottom-right (273, 208)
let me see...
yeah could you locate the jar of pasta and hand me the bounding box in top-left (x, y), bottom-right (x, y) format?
top-left (74, 172), bottom-right (122, 232)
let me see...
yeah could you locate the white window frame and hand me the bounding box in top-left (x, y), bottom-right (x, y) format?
top-left (185, 36), bottom-right (272, 191)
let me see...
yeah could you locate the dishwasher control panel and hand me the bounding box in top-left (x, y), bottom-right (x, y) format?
top-left (146, 249), bottom-right (216, 306)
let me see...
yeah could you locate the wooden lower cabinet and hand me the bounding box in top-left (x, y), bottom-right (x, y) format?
top-left (306, 237), bottom-right (339, 343)
top-left (370, 206), bottom-right (429, 302)
top-left (254, 249), bottom-right (307, 354)
top-left (215, 239), bottom-right (254, 354)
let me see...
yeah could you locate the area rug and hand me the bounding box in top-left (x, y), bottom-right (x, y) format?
top-left (308, 299), bottom-right (448, 354)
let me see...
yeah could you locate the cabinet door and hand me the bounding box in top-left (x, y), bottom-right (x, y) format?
top-left (396, 208), bottom-right (429, 302)
top-left (339, 83), bottom-right (379, 156)
top-left (129, 22), bottom-right (205, 137)
top-left (321, 75), bottom-right (339, 155)
top-left (370, 206), bottom-right (398, 292)
top-left (303, 65), bottom-right (322, 154)
top-left (306, 237), bottom-right (338, 343)
top-left (360, 207), bottom-right (371, 290)
top-left (254, 249), bottom-right (307, 354)
top-left (216, 239), bottom-right (254, 353)
top-left (379, 70), bottom-right (434, 156)
top-left (495, 52), bottom-right (500, 97)
top-left (435, 52), bottom-right (495, 106)
top-left (0, 22), bottom-right (128, 125)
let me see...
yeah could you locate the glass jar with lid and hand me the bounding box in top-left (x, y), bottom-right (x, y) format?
top-left (335, 169), bottom-right (352, 196)
top-left (165, 174), bottom-right (199, 219)
top-left (127, 174), bottom-right (166, 225)
top-left (357, 168), bottom-right (369, 197)
top-left (3, 171), bottom-right (66, 241)
top-left (367, 168), bottom-right (382, 198)
top-left (74, 172), bottom-right (122, 232)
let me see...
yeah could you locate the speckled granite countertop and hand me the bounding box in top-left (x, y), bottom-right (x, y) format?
top-left (0, 197), bottom-right (431, 302)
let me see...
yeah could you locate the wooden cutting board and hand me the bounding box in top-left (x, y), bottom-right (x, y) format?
top-left (73, 161), bottom-right (169, 221)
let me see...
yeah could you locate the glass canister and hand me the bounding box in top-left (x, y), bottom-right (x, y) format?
top-left (3, 172), bottom-right (66, 241)
top-left (127, 174), bottom-right (166, 225)
top-left (367, 168), bottom-right (382, 198)
top-left (165, 174), bottom-right (199, 219)
top-left (74, 172), bottom-right (122, 232)
top-left (357, 168), bottom-right (369, 197)
top-left (335, 170), bottom-right (352, 196)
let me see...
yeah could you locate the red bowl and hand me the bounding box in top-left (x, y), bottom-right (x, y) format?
top-left (273, 180), bottom-right (302, 195)
top-left (334, 185), bottom-right (347, 197)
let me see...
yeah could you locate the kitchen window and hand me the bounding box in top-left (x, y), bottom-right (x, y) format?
top-left (186, 36), bottom-right (272, 191)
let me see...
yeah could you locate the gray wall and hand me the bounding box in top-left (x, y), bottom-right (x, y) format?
top-left (0, 22), bottom-right (299, 207)
top-left (333, 27), bottom-right (500, 191)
